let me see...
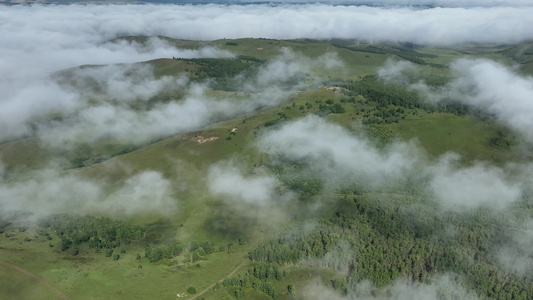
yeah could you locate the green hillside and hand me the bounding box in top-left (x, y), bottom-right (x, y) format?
top-left (1, 38), bottom-right (532, 300)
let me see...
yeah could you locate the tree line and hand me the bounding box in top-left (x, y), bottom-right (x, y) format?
top-left (38, 214), bottom-right (145, 256)
top-left (247, 196), bottom-right (532, 299)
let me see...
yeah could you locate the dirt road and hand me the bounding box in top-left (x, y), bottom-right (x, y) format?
top-left (188, 260), bottom-right (247, 300)
top-left (0, 261), bottom-right (71, 300)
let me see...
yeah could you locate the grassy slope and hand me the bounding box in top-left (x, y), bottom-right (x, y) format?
top-left (0, 138), bottom-right (50, 175)
top-left (0, 264), bottom-right (61, 300)
top-left (1, 38), bottom-right (531, 300)
top-left (0, 231), bottom-right (253, 299)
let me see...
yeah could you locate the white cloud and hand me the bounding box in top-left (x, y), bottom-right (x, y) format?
top-left (234, 0), bottom-right (532, 7)
top-left (100, 171), bottom-right (176, 216)
top-left (33, 52), bottom-right (317, 149)
top-left (258, 115), bottom-right (423, 188)
top-left (63, 63), bottom-right (185, 103)
top-left (302, 274), bottom-right (479, 300)
top-left (1, 1), bottom-right (532, 218)
top-left (0, 78), bottom-right (80, 141)
top-left (207, 161), bottom-right (280, 206)
top-left (2, 3), bottom-right (532, 147)
top-left (377, 58), bottom-right (419, 84)
top-left (447, 59), bottom-right (533, 142)
top-left (242, 49), bottom-right (343, 91)
top-left (1, 48), bottom-right (329, 147)
top-left (0, 166), bottom-right (177, 217)
top-left (205, 160), bottom-right (294, 231)
top-left (379, 58), bottom-right (533, 143)
top-left (428, 153), bottom-right (522, 210)
top-left (259, 116), bottom-right (528, 210)
top-left (496, 219), bottom-right (533, 275)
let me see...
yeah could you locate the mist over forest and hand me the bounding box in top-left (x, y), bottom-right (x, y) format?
top-left (1, 1), bottom-right (533, 300)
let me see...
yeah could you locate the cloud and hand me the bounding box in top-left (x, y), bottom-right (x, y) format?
top-left (0, 34), bottom-right (233, 144)
top-left (204, 160), bottom-right (295, 236)
top-left (258, 115), bottom-right (528, 210)
top-left (258, 115), bottom-right (423, 189)
top-left (33, 51), bottom-right (326, 150)
top-left (231, 0), bottom-right (532, 7)
top-left (101, 170), bottom-right (176, 215)
top-left (0, 27), bottom-right (232, 81)
top-left (496, 218), bottom-right (533, 276)
top-left (446, 59), bottom-right (533, 142)
top-left (377, 58), bottom-right (419, 85)
top-left (301, 274), bottom-right (479, 300)
top-left (379, 58), bottom-right (533, 143)
top-left (2, 3), bottom-right (532, 148)
top-left (1, 49), bottom-right (327, 148)
top-left (207, 160), bottom-right (281, 206)
top-left (428, 153), bottom-right (522, 210)
top-left (0, 166), bottom-right (177, 218)
top-left (0, 78), bottom-right (80, 142)
top-left (0, 63), bottom-right (189, 145)
top-left (301, 239), bottom-right (354, 274)
top-left (1, 3), bottom-right (531, 146)
top-left (242, 49), bottom-right (343, 92)
top-left (60, 63), bottom-right (187, 103)
top-left (2, 3), bottom-right (533, 70)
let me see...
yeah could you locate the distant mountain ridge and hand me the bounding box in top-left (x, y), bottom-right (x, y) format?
top-left (2, 0), bottom-right (524, 8)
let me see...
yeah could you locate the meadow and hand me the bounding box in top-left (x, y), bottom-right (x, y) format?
top-left (1, 37), bottom-right (533, 300)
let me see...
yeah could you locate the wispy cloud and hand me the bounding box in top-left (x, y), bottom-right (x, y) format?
top-left (0, 165), bottom-right (177, 218)
top-left (231, 0), bottom-right (532, 7)
top-left (6, 50), bottom-right (331, 150)
top-left (428, 153), bottom-right (522, 210)
top-left (258, 115), bottom-right (528, 210)
top-left (258, 115), bottom-right (423, 189)
top-left (379, 58), bottom-right (533, 143)
top-left (207, 160), bottom-right (281, 206)
top-left (302, 274), bottom-right (479, 300)
top-left (496, 219), bottom-right (533, 276)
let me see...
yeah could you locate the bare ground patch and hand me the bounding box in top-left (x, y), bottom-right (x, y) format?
top-left (191, 136), bottom-right (219, 144)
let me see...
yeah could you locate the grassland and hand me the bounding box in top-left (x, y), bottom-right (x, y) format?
top-left (1, 38), bottom-right (532, 300)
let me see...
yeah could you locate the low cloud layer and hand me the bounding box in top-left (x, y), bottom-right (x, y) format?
top-left (495, 217), bottom-right (533, 275)
top-left (0, 166), bottom-right (176, 217)
top-left (2, 49), bottom-right (334, 150)
top-left (232, 0), bottom-right (531, 7)
top-left (2, 3), bottom-right (533, 71)
top-left (258, 115), bottom-right (527, 210)
top-left (2, 3), bottom-right (532, 149)
top-left (379, 58), bottom-right (533, 143)
top-left (205, 160), bottom-right (294, 233)
top-left (207, 161), bottom-right (280, 206)
top-left (429, 153), bottom-right (522, 210)
top-left (0, 42), bottom-right (340, 217)
top-left (258, 115), bottom-right (422, 189)
top-left (302, 274), bottom-right (479, 300)
top-left (1, 63), bottom-right (186, 144)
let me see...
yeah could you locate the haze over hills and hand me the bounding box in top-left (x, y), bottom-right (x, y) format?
top-left (1, 1), bottom-right (533, 300)
top-left (5, 0), bottom-right (533, 6)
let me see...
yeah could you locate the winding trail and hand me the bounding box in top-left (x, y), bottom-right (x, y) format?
top-left (0, 261), bottom-right (71, 300)
top-left (188, 260), bottom-right (247, 300)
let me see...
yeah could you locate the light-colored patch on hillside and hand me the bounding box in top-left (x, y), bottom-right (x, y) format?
top-left (191, 135), bottom-right (219, 144)
top-left (325, 86), bottom-right (342, 93)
